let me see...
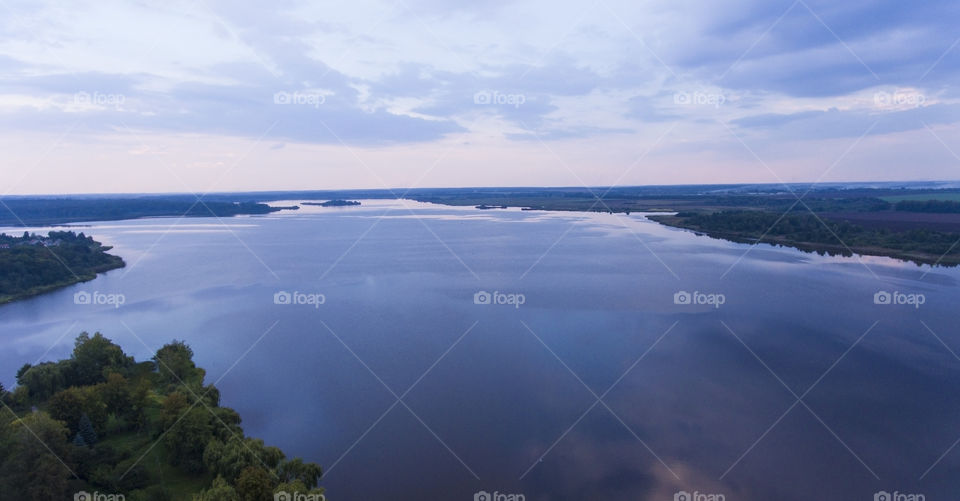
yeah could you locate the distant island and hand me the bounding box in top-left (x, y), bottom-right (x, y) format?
top-left (303, 200), bottom-right (361, 207)
top-left (0, 231), bottom-right (125, 304)
top-left (0, 332), bottom-right (325, 500)
top-left (475, 204), bottom-right (508, 210)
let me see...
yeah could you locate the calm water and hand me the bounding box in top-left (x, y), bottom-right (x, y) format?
top-left (2, 200), bottom-right (959, 500)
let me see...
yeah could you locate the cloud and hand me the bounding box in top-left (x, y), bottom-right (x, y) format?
top-left (0, 0), bottom-right (958, 191)
top-left (731, 102), bottom-right (960, 140)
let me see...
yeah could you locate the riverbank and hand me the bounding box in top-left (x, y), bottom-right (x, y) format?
top-left (0, 231), bottom-right (126, 304)
top-left (648, 213), bottom-right (960, 267)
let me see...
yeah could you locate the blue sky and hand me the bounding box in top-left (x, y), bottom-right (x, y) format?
top-left (0, 0), bottom-right (958, 194)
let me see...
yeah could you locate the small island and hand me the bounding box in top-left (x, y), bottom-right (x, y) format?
top-left (0, 332), bottom-right (326, 500)
top-left (303, 200), bottom-right (361, 207)
top-left (475, 204), bottom-right (508, 210)
top-left (0, 231), bottom-right (126, 304)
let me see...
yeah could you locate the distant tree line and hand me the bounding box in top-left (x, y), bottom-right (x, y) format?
top-left (894, 200), bottom-right (960, 213)
top-left (672, 210), bottom-right (960, 261)
top-left (0, 199), bottom-right (285, 226)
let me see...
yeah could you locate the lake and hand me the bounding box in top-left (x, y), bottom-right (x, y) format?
top-left (2, 199), bottom-right (958, 500)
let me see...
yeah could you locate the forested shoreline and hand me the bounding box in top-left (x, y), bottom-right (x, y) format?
top-left (0, 333), bottom-right (325, 500)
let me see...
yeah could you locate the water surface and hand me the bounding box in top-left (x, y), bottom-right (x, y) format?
top-left (2, 200), bottom-right (958, 500)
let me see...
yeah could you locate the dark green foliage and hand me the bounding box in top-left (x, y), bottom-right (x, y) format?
top-left (0, 334), bottom-right (325, 499)
top-left (48, 388), bottom-right (86, 431)
top-left (0, 198), bottom-right (283, 226)
top-left (16, 361), bottom-right (68, 400)
top-left (0, 231), bottom-right (125, 302)
top-left (0, 412), bottom-right (73, 499)
top-left (72, 332), bottom-right (133, 386)
top-left (279, 457), bottom-right (323, 488)
top-left (153, 340), bottom-right (202, 386)
top-left (164, 408), bottom-right (213, 473)
top-left (673, 210), bottom-right (960, 263)
top-left (236, 466), bottom-right (275, 501)
top-left (194, 476), bottom-right (239, 500)
top-left (204, 436), bottom-right (285, 483)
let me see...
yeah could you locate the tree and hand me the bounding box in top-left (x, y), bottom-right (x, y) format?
top-left (236, 466), bottom-right (274, 501)
top-left (47, 387), bottom-right (85, 432)
top-left (279, 457), bottom-right (323, 488)
top-left (98, 372), bottom-right (132, 415)
top-left (163, 408), bottom-right (213, 473)
top-left (193, 475), bottom-right (239, 501)
top-left (203, 436), bottom-right (284, 483)
top-left (72, 332), bottom-right (132, 385)
top-left (160, 392), bottom-right (189, 430)
top-left (77, 413), bottom-right (98, 446)
top-left (154, 340), bottom-right (203, 386)
top-left (0, 412), bottom-right (73, 499)
top-left (16, 362), bottom-right (66, 400)
top-left (129, 379), bottom-right (151, 431)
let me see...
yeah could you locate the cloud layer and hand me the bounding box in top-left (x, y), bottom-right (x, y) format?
top-left (0, 0), bottom-right (957, 192)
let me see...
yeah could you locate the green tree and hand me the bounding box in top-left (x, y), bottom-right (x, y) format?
top-left (204, 436), bottom-right (284, 482)
top-left (16, 361), bottom-right (66, 400)
top-left (98, 372), bottom-right (132, 414)
top-left (0, 412), bottom-right (74, 499)
top-left (160, 392), bottom-right (189, 430)
top-left (47, 387), bottom-right (85, 432)
top-left (193, 475), bottom-right (239, 501)
top-left (163, 408), bottom-right (213, 473)
top-left (279, 457), bottom-right (323, 488)
top-left (154, 340), bottom-right (203, 386)
top-left (129, 379), bottom-right (151, 431)
top-left (236, 466), bottom-right (274, 501)
top-left (77, 413), bottom-right (98, 446)
top-left (72, 332), bottom-right (132, 385)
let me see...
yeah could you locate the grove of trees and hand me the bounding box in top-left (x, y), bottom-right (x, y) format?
top-left (0, 332), bottom-right (325, 500)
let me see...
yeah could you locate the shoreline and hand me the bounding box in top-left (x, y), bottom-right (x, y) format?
top-left (0, 260), bottom-right (126, 305)
top-left (647, 214), bottom-right (960, 267)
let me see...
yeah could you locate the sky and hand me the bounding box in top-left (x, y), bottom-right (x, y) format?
top-left (0, 0), bottom-right (958, 194)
